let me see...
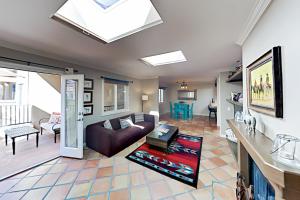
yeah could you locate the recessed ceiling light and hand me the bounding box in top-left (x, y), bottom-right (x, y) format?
top-left (52, 0), bottom-right (163, 43)
top-left (141, 51), bottom-right (187, 66)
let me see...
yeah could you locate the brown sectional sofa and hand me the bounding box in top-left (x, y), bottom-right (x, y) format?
top-left (86, 113), bottom-right (155, 157)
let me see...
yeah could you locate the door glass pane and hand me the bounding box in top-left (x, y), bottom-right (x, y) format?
top-left (117, 84), bottom-right (125, 110)
top-left (104, 82), bottom-right (115, 112)
top-left (65, 79), bottom-right (78, 148)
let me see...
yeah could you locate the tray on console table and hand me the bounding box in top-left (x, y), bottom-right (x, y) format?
top-left (227, 119), bottom-right (300, 200)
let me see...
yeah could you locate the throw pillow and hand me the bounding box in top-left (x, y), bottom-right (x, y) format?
top-left (135, 113), bottom-right (144, 123)
top-left (120, 116), bottom-right (133, 129)
top-left (103, 120), bottom-right (113, 130)
top-left (48, 112), bottom-right (61, 124)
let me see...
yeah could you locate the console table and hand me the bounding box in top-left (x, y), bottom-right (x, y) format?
top-left (227, 119), bottom-right (300, 200)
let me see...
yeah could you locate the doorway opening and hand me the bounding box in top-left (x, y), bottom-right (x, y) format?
top-left (0, 67), bottom-right (61, 180)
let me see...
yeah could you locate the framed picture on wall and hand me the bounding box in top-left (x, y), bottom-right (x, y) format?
top-left (84, 79), bottom-right (94, 90)
top-left (247, 46), bottom-right (283, 118)
top-left (84, 105), bottom-right (93, 116)
top-left (84, 91), bottom-right (93, 104)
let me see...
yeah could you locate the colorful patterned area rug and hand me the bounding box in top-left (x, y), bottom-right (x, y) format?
top-left (126, 134), bottom-right (203, 188)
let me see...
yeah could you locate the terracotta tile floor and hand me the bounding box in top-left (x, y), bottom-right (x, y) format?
top-left (0, 115), bottom-right (237, 200)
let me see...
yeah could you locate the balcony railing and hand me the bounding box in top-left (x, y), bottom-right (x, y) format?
top-left (0, 104), bottom-right (31, 127)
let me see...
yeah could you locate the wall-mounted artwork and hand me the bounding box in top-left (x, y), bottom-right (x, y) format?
top-left (84, 79), bottom-right (94, 90)
top-left (84, 105), bottom-right (93, 116)
top-left (247, 46), bottom-right (283, 118)
top-left (84, 91), bottom-right (93, 104)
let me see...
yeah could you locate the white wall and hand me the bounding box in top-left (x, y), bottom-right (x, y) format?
top-left (28, 72), bottom-right (61, 114)
top-left (140, 78), bottom-right (159, 114)
top-left (242, 1), bottom-right (300, 157)
top-left (161, 82), bottom-right (217, 116)
top-left (217, 72), bottom-right (243, 136)
top-left (28, 72), bottom-right (61, 128)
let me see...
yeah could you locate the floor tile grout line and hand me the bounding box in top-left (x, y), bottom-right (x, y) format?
top-left (59, 159), bottom-right (89, 200)
top-left (143, 169), bottom-right (154, 200)
top-left (4, 162), bottom-right (52, 194)
top-left (8, 159), bottom-right (62, 199)
top-left (41, 161), bottom-right (78, 200)
top-left (87, 158), bottom-right (115, 198)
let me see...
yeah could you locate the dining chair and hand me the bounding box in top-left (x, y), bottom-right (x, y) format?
top-left (173, 103), bottom-right (180, 120)
top-left (169, 102), bottom-right (174, 118)
top-left (179, 103), bottom-right (189, 120)
top-left (187, 103), bottom-right (194, 119)
top-left (176, 103), bottom-right (189, 120)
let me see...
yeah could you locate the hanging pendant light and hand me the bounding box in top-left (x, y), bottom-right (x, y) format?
top-left (177, 81), bottom-right (188, 90)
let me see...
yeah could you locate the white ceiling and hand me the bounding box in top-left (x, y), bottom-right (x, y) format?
top-left (0, 0), bottom-right (257, 84)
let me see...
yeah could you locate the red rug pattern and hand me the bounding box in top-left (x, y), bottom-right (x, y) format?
top-left (126, 134), bottom-right (203, 187)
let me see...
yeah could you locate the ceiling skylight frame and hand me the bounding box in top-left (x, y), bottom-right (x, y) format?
top-left (52, 0), bottom-right (163, 43)
top-left (141, 51), bottom-right (187, 66)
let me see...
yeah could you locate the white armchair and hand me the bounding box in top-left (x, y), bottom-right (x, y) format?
top-left (39, 112), bottom-right (61, 143)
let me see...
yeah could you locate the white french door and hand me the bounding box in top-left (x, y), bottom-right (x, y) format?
top-left (60, 74), bottom-right (84, 159)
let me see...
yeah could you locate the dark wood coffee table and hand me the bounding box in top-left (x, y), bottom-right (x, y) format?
top-left (146, 124), bottom-right (178, 151)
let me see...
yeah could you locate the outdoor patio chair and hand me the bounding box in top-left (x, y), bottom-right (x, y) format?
top-left (39, 112), bottom-right (61, 143)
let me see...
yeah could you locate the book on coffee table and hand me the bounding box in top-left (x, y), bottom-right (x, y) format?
top-left (158, 127), bottom-right (169, 134)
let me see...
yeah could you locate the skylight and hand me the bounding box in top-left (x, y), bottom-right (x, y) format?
top-left (141, 51), bottom-right (187, 66)
top-left (53, 0), bottom-right (163, 43)
top-left (94, 0), bottom-right (123, 10)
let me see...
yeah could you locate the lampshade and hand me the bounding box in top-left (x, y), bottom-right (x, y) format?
top-left (142, 95), bottom-right (149, 101)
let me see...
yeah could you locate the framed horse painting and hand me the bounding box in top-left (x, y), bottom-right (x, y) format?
top-left (247, 46), bottom-right (283, 118)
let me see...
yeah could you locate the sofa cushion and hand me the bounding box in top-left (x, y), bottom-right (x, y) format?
top-left (114, 126), bottom-right (143, 147)
top-left (135, 121), bottom-right (154, 135)
top-left (108, 114), bottom-right (133, 130)
top-left (103, 120), bottom-right (113, 130)
top-left (109, 118), bottom-right (121, 130)
top-left (135, 113), bottom-right (144, 123)
top-left (40, 122), bottom-right (60, 134)
top-left (120, 116), bottom-right (133, 129)
top-left (48, 112), bottom-right (61, 124)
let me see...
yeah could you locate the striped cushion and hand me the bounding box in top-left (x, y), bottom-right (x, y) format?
top-left (135, 113), bottom-right (144, 123)
top-left (103, 120), bottom-right (113, 130)
top-left (120, 116), bottom-right (133, 129)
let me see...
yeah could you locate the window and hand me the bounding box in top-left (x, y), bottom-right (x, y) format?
top-left (159, 88), bottom-right (164, 103)
top-left (104, 82), bottom-right (115, 112)
top-left (0, 82), bottom-right (16, 101)
top-left (117, 84), bottom-right (126, 110)
top-left (103, 80), bottom-right (128, 114)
